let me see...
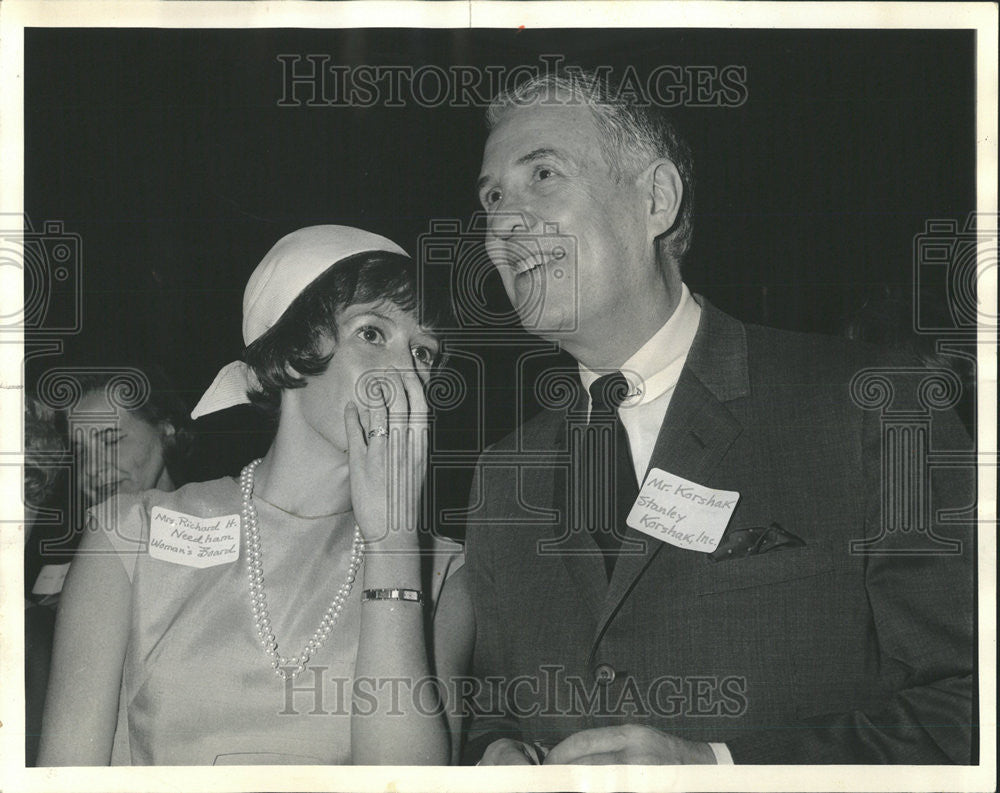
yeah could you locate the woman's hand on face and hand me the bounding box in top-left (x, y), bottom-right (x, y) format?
top-left (344, 366), bottom-right (429, 548)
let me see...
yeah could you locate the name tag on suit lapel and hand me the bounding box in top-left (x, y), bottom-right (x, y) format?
top-left (626, 467), bottom-right (740, 553)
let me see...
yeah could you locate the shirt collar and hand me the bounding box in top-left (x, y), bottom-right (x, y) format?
top-left (578, 283), bottom-right (702, 409)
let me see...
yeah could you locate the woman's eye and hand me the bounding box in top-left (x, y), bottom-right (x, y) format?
top-left (357, 326), bottom-right (385, 344)
top-left (482, 187), bottom-right (502, 208)
top-left (411, 346), bottom-right (436, 366)
top-left (535, 166), bottom-right (555, 181)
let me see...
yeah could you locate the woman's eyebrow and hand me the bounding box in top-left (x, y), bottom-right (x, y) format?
top-left (348, 310), bottom-right (397, 327)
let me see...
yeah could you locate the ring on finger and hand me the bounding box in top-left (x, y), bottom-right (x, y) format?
top-left (367, 425), bottom-right (389, 439)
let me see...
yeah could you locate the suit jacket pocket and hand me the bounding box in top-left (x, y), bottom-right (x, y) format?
top-left (694, 541), bottom-right (834, 595)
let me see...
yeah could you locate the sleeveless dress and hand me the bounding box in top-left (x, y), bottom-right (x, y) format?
top-left (89, 477), bottom-right (463, 765)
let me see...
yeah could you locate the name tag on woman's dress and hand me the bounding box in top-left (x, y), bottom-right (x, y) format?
top-left (148, 507), bottom-right (241, 568)
top-left (32, 563), bottom-right (71, 595)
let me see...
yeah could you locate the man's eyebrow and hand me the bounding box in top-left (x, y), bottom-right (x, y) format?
top-left (517, 147), bottom-right (565, 167)
top-left (476, 148), bottom-right (569, 194)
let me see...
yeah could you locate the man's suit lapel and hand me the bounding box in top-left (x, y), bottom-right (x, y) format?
top-left (548, 437), bottom-right (609, 617)
top-left (591, 298), bottom-right (751, 650)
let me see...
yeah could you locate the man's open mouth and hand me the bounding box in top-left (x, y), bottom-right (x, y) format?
top-left (512, 256), bottom-right (547, 276)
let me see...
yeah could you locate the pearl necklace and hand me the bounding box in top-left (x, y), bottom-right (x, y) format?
top-left (239, 458), bottom-right (364, 680)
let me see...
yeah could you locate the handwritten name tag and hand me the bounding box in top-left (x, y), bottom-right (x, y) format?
top-left (626, 467), bottom-right (740, 553)
top-left (149, 507), bottom-right (241, 568)
top-left (32, 563), bottom-right (71, 595)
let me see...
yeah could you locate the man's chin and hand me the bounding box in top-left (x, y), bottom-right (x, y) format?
top-left (512, 306), bottom-right (573, 341)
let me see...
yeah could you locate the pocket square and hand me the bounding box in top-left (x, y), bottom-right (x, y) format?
top-left (707, 522), bottom-right (805, 562)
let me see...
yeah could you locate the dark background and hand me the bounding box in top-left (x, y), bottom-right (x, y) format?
top-left (23, 26), bottom-right (977, 534)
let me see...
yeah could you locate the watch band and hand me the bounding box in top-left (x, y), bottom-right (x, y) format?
top-left (361, 587), bottom-right (424, 604)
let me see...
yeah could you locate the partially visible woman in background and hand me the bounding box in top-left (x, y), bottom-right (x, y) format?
top-left (24, 394), bottom-right (65, 543)
top-left (24, 393), bottom-right (68, 766)
top-left (24, 366), bottom-right (193, 765)
top-left (67, 365), bottom-right (194, 505)
top-left (26, 364), bottom-right (193, 606)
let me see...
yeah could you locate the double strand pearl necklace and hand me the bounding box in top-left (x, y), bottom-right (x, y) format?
top-left (239, 458), bottom-right (364, 680)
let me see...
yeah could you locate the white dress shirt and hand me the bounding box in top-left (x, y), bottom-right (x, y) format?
top-left (578, 283), bottom-right (701, 483)
top-left (576, 285), bottom-right (734, 765)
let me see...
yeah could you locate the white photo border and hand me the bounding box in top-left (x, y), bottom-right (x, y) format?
top-left (1, 2), bottom-right (995, 792)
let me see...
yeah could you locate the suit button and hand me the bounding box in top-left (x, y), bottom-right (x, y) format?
top-left (594, 663), bottom-right (616, 685)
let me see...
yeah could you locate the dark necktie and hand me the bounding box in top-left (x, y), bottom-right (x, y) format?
top-left (586, 372), bottom-right (639, 579)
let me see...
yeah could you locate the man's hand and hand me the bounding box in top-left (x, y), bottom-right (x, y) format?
top-left (543, 725), bottom-right (717, 765)
top-left (479, 738), bottom-right (538, 765)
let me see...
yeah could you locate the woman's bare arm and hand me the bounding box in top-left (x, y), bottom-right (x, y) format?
top-left (38, 521), bottom-right (131, 766)
top-left (432, 564), bottom-right (475, 764)
top-left (346, 367), bottom-right (449, 765)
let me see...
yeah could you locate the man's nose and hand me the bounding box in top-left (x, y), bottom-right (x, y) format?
top-left (487, 208), bottom-right (539, 241)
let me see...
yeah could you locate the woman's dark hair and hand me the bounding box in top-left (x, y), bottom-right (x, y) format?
top-left (66, 363), bottom-right (195, 485)
top-left (244, 250), bottom-right (451, 418)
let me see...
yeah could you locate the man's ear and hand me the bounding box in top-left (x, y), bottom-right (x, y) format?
top-left (644, 159), bottom-right (683, 240)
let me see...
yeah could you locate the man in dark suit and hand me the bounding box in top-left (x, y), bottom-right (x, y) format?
top-left (461, 68), bottom-right (975, 765)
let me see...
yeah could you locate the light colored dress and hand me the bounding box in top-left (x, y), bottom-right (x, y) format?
top-left (87, 476), bottom-right (462, 765)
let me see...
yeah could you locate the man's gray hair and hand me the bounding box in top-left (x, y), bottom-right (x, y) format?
top-left (486, 68), bottom-right (695, 266)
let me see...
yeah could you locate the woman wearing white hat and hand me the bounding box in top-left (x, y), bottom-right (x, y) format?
top-left (39, 226), bottom-right (468, 766)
